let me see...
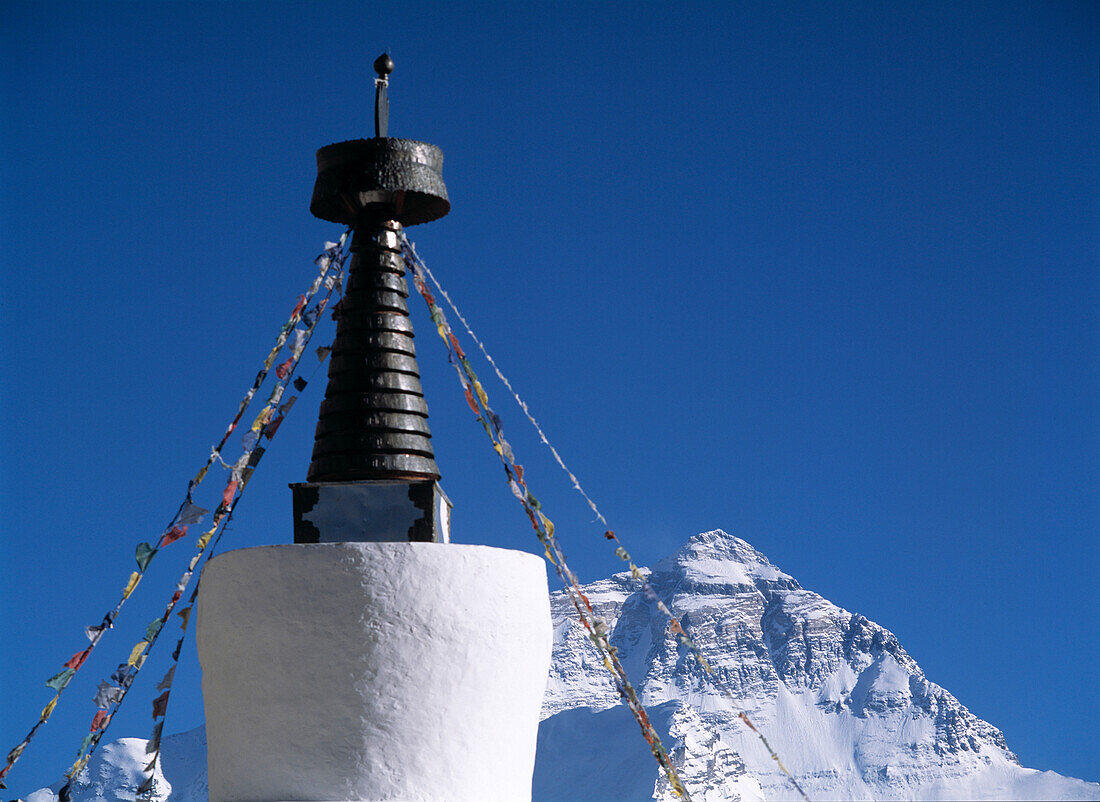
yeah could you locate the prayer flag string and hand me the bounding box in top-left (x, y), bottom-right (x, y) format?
top-left (401, 237), bottom-right (691, 800)
top-left (404, 235), bottom-right (811, 802)
top-left (62, 237), bottom-right (347, 799)
top-left (0, 233), bottom-right (349, 792)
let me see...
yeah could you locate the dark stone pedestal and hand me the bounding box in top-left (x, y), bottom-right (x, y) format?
top-left (291, 480), bottom-right (452, 543)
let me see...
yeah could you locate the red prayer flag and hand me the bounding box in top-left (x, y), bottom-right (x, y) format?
top-left (170, 590), bottom-right (182, 604)
top-left (275, 357), bottom-right (294, 379)
top-left (290, 294), bottom-right (306, 318)
top-left (90, 710), bottom-right (110, 731)
top-left (221, 480), bottom-right (238, 509)
top-left (464, 387), bottom-right (480, 414)
top-left (64, 648), bottom-right (91, 670)
top-left (159, 525), bottom-right (188, 548)
top-left (152, 690), bottom-right (170, 719)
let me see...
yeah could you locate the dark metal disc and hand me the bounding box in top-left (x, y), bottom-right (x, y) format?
top-left (311, 431), bottom-right (435, 459)
top-left (338, 290), bottom-right (410, 316)
top-left (324, 371), bottom-right (424, 395)
top-left (345, 270), bottom-right (408, 296)
top-left (307, 452), bottom-right (441, 482)
top-left (319, 392), bottom-right (430, 416)
top-left (314, 411), bottom-right (433, 438)
top-left (328, 352), bottom-right (420, 376)
top-left (331, 331), bottom-right (417, 357)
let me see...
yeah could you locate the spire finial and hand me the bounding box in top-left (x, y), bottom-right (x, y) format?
top-left (374, 52), bottom-right (394, 138)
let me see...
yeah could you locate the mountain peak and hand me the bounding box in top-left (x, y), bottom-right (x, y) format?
top-left (651, 528), bottom-right (800, 593)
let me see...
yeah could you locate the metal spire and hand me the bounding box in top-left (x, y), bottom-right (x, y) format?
top-left (373, 52), bottom-right (393, 138)
top-left (292, 53), bottom-right (453, 544)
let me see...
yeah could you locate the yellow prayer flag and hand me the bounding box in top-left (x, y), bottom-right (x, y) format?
top-left (127, 641), bottom-right (147, 666)
top-left (473, 380), bottom-right (489, 407)
top-left (193, 464), bottom-right (209, 485)
top-left (122, 571), bottom-right (141, 599)
top-left (251, 406), bottom-right (272, 432)
top-left (68, 754), bottom-right (90, 778)
top-left (41, 695), bottom-right (59, 721)
top-left (537, 511), bottom-right (555, 537)
top-left (197, 528), bottom-right (215, 549)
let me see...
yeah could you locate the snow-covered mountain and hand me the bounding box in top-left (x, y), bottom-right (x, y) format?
top-left (535, 530), bottom-right (1097, 801)
top-left (26, 530), bottom-right (1098, 801)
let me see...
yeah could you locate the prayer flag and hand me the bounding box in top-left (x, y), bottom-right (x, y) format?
top-left (251, 406), bottom-right (272, 432)
top-left (152, 690), bottom-right (170, 718)
top-left (41, 695), bottom-right (59, 721)
top-left (263, 414), bottom-right (285, 439)
top-left (161, 524), bottom-right (188, 547)
top-left (64, 648), bottom-right (91, 670)
top-left (127, 641), bottom-right (147, 667)
top-left (177, 606), bottom-right (192, 629)
top-left (275, 357), bottom-right (294, 379)
top-left (278, 396), bottom-right (297, 415)
top-left (110, 664), bottom-right (133, 688)
top-left (136, 776), bottom-right (154, 795)
top-left (146, 721), bottom-right (163, 753)
top-left (241, 430), bottom-right (260, 451)
top-left (45, 668), bottom-right (75, 691)
top-left (290, 294), bottom-right (306, 318)
top-left (135, 542), bottom-right (156, 571)
top-left (90, 710), bottom-right (110, 732)
top-left (123, 571), bottom-right (141, 599)
top-left (197, 528), bottom-right (215, 549)
top-left (301, 306), bottom-right (320, 327)
top-left (289, 328), bottom-right (308, 352)
top-left (156, 665), bottom-right (176, 691)
top-left (315, 346), bottom-right (331, 361)
top-left (145, 617), bottom-right (164, 641)
top-left (293, 376), bottom-right (307, 392)
top-left (177, 502), bottom-right (208, 526)
top-left (93, 681), bottom-right (123, 709)
top-left (77, 732), bottom-right (95, 758)
top-left (221, 480), bottom-right (238, 509)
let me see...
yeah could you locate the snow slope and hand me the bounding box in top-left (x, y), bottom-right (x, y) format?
top-left (23, 530), bottom-right (1099, 801)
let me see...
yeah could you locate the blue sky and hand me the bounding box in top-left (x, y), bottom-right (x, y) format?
top-left (1, 0), bottom-right (1096, 792)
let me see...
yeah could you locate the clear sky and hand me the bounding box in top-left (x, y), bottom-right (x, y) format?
top-left (1, 0), bottom-right (1096, 793)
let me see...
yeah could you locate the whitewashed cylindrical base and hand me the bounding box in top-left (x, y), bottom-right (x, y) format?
top-left (196, 542), bottom-right (552, 802)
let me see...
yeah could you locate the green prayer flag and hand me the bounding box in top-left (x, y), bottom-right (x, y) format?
top-left (45, 667), bottom-right (76, 690)
top-left (145, 617), bottom-right (164, 641)
top-left (135, 542), bottom-right (156, 571)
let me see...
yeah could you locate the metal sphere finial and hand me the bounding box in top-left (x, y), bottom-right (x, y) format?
top-left (374, 52), bottom-right (395, 78)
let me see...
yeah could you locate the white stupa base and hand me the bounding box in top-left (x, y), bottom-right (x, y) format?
top-left (196, 542), bottom-right (552, 802)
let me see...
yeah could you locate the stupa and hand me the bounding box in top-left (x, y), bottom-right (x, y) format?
top-left (195, 55), bottom-right (553, 802)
